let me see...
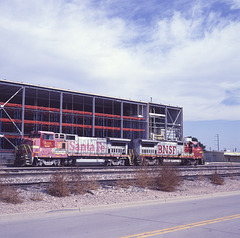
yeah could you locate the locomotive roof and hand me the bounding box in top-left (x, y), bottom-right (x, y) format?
top-left (36, 131), bottom-right (55, 134)
top-left (108, 137), bottom-right (131, 142)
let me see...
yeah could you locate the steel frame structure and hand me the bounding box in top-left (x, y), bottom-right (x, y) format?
top-left (0, 79), bottom-right (183, 150)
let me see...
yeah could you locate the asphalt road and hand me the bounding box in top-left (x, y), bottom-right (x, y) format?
top-left (1, 193), bottom-right (240, 238)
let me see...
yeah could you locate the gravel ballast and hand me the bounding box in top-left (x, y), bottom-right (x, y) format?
top-left (1, 177), bottom-right (240, 215)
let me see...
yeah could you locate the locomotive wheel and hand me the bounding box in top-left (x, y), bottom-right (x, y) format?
top-left (33, 158), bottom-right (43, 166)
top-left (33, 158), bottom-right (38, 166)
top-left (71, 159), bottom-right (76, 166)
top-left (142, 159), bottom-right (149, 166)
top-left (34, 159), bottom-right (43, 166)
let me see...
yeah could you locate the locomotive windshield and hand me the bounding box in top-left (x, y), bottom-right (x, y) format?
top-left (42, 133), bottom-right (54, 140)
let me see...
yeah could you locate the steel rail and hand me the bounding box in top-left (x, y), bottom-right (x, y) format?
top-left (2, 162), bottom-right (240, 172)
top-left (1, 162), bottom-right (240, 190)
top-left (1, 165), bottom-right (240, 175)
top-left (4, 173), bottom-right (240, 187)
top-left (2, 164), bottom-right (240, 173)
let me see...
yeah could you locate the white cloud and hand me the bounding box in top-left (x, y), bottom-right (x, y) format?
top-left (230, 0), bottom-right (240, 9)
top-left (0, 0), bottom-right (240, 121)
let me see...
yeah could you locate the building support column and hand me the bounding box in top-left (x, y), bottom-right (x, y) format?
top-left (59, 92), bottom-right (63, 133)
top-left (180, 108), bottom-right (183, 141)
top-left (92, 97), bottom-right (95, 137)
top-left (146, 103), bottom-right (149, 139)
top-left (121, 102), bottom-right (123, 138)
top-left (21, 87), bottom-right (25, 138)
top-left (165, 106), bottom-right (167, 140)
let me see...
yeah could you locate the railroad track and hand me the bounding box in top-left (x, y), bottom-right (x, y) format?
top-left (1, 164), bottom-right (240, 187)
top-left (1, 166), bottom-right (240, 177)
top-left (2, 172), bottom-right (240, 188)
top-left (2, 162), bottom-right (240, 172)
top-left (2, 161), bottom-right (240, 172)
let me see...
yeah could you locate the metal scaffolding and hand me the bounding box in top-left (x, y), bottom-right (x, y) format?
top-left (0, 79), bottom-right (183, 151)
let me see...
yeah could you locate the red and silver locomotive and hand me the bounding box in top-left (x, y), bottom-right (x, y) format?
top-left (15, 131), bottom-right (204, 166)
top-left (132, 138), bottom-right (204, 166)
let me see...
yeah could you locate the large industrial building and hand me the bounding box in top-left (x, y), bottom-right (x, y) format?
top-left (0, 79), bottom-right (183, 160)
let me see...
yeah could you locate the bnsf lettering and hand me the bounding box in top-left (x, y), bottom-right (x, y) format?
top-left (163, 145), bottom-right (168, 154)
top-left (158, 145), bottom-right (176, 155)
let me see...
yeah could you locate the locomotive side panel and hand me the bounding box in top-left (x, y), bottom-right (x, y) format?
top-left (68, 136), bottom-right (107, 155)
top-left (78, 137), bottom-right (107, 155)
top-left (156, 141), bottom-right (178, 156)
top-left (67, 135), bottom-right (78, 154)
top-left (108, 140), bottom-right (129, 156)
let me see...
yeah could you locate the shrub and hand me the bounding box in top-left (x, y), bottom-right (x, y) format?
top-left (68, 168), bottom-right (84, 194)
top-left (135, 167), bottom-right (153, 188)
top-left (197, 172), bottom-right (206, 181)
top-left (154, 166), bottom-right (181, 192)
top-left (0, 185), bottom-right (23, 204)
top-left (0, 165), bottom-right (23, 204)
top-left (229, 165), bottom-right (236, 180)
top-left (0, 183), bottom-right (4, 197)
top-left (30, 191), bottom-right (43, 201)
top-left (83, 180), bottom-right (100, 192)
top-left (47, 171), bottom-right (70, 197)
top-left (116, 177), bottom-right (133, 189)
top-left (210, 172), bottom-right (224, 185)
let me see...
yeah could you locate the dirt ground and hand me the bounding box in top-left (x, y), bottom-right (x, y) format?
top-left (1, 176), bottom-right (240, 215)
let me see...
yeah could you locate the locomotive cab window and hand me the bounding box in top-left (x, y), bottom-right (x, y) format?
top-left (42, 134), bottom-right (54, 140)
top-left (193, 143), bottom-right (199, 148)
top-left (66, 135), bottom-right (76, 140)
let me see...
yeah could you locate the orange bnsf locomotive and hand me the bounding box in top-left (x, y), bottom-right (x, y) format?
top-left (15, 131), bottom-right (204, 166)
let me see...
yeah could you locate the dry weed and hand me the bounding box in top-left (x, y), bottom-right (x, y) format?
top-left (135, 167), bottom-right (154, 188)
top-left (154, 166), bottom-right (181, 192)
top-left (0, 185), bottom-right (23, 204)
top-left (210, 172), bottom-right (224, 185)
top-left (68, 169), bottom-right (99, 194)
top-left (197, 172), bottom-right (206, 181)
top-left (47, 171), bottom-right (70, 197)
top-left (84, 180), bottom-right (100, 191)
top-left (116, 177), bottom-right (133, 189)
top-left (229, 165), bottom-right (236, 180)
top-left (229, 173), bottom-right (236, 180)
top-left (30, 191), bottom-right (43, 201)
top-left (69, 168), bottom-right (84, 195)
top-left (0, 167), bottom-right (22, 204)
top-left (74, 180), bottom-right (100, 195)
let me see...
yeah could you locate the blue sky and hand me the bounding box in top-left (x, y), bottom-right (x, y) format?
top-left (0, 0), bottom-right (240, 151)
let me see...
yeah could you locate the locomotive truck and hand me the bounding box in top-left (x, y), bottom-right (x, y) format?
top-left (15, 131), bottom-right (204, 166)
